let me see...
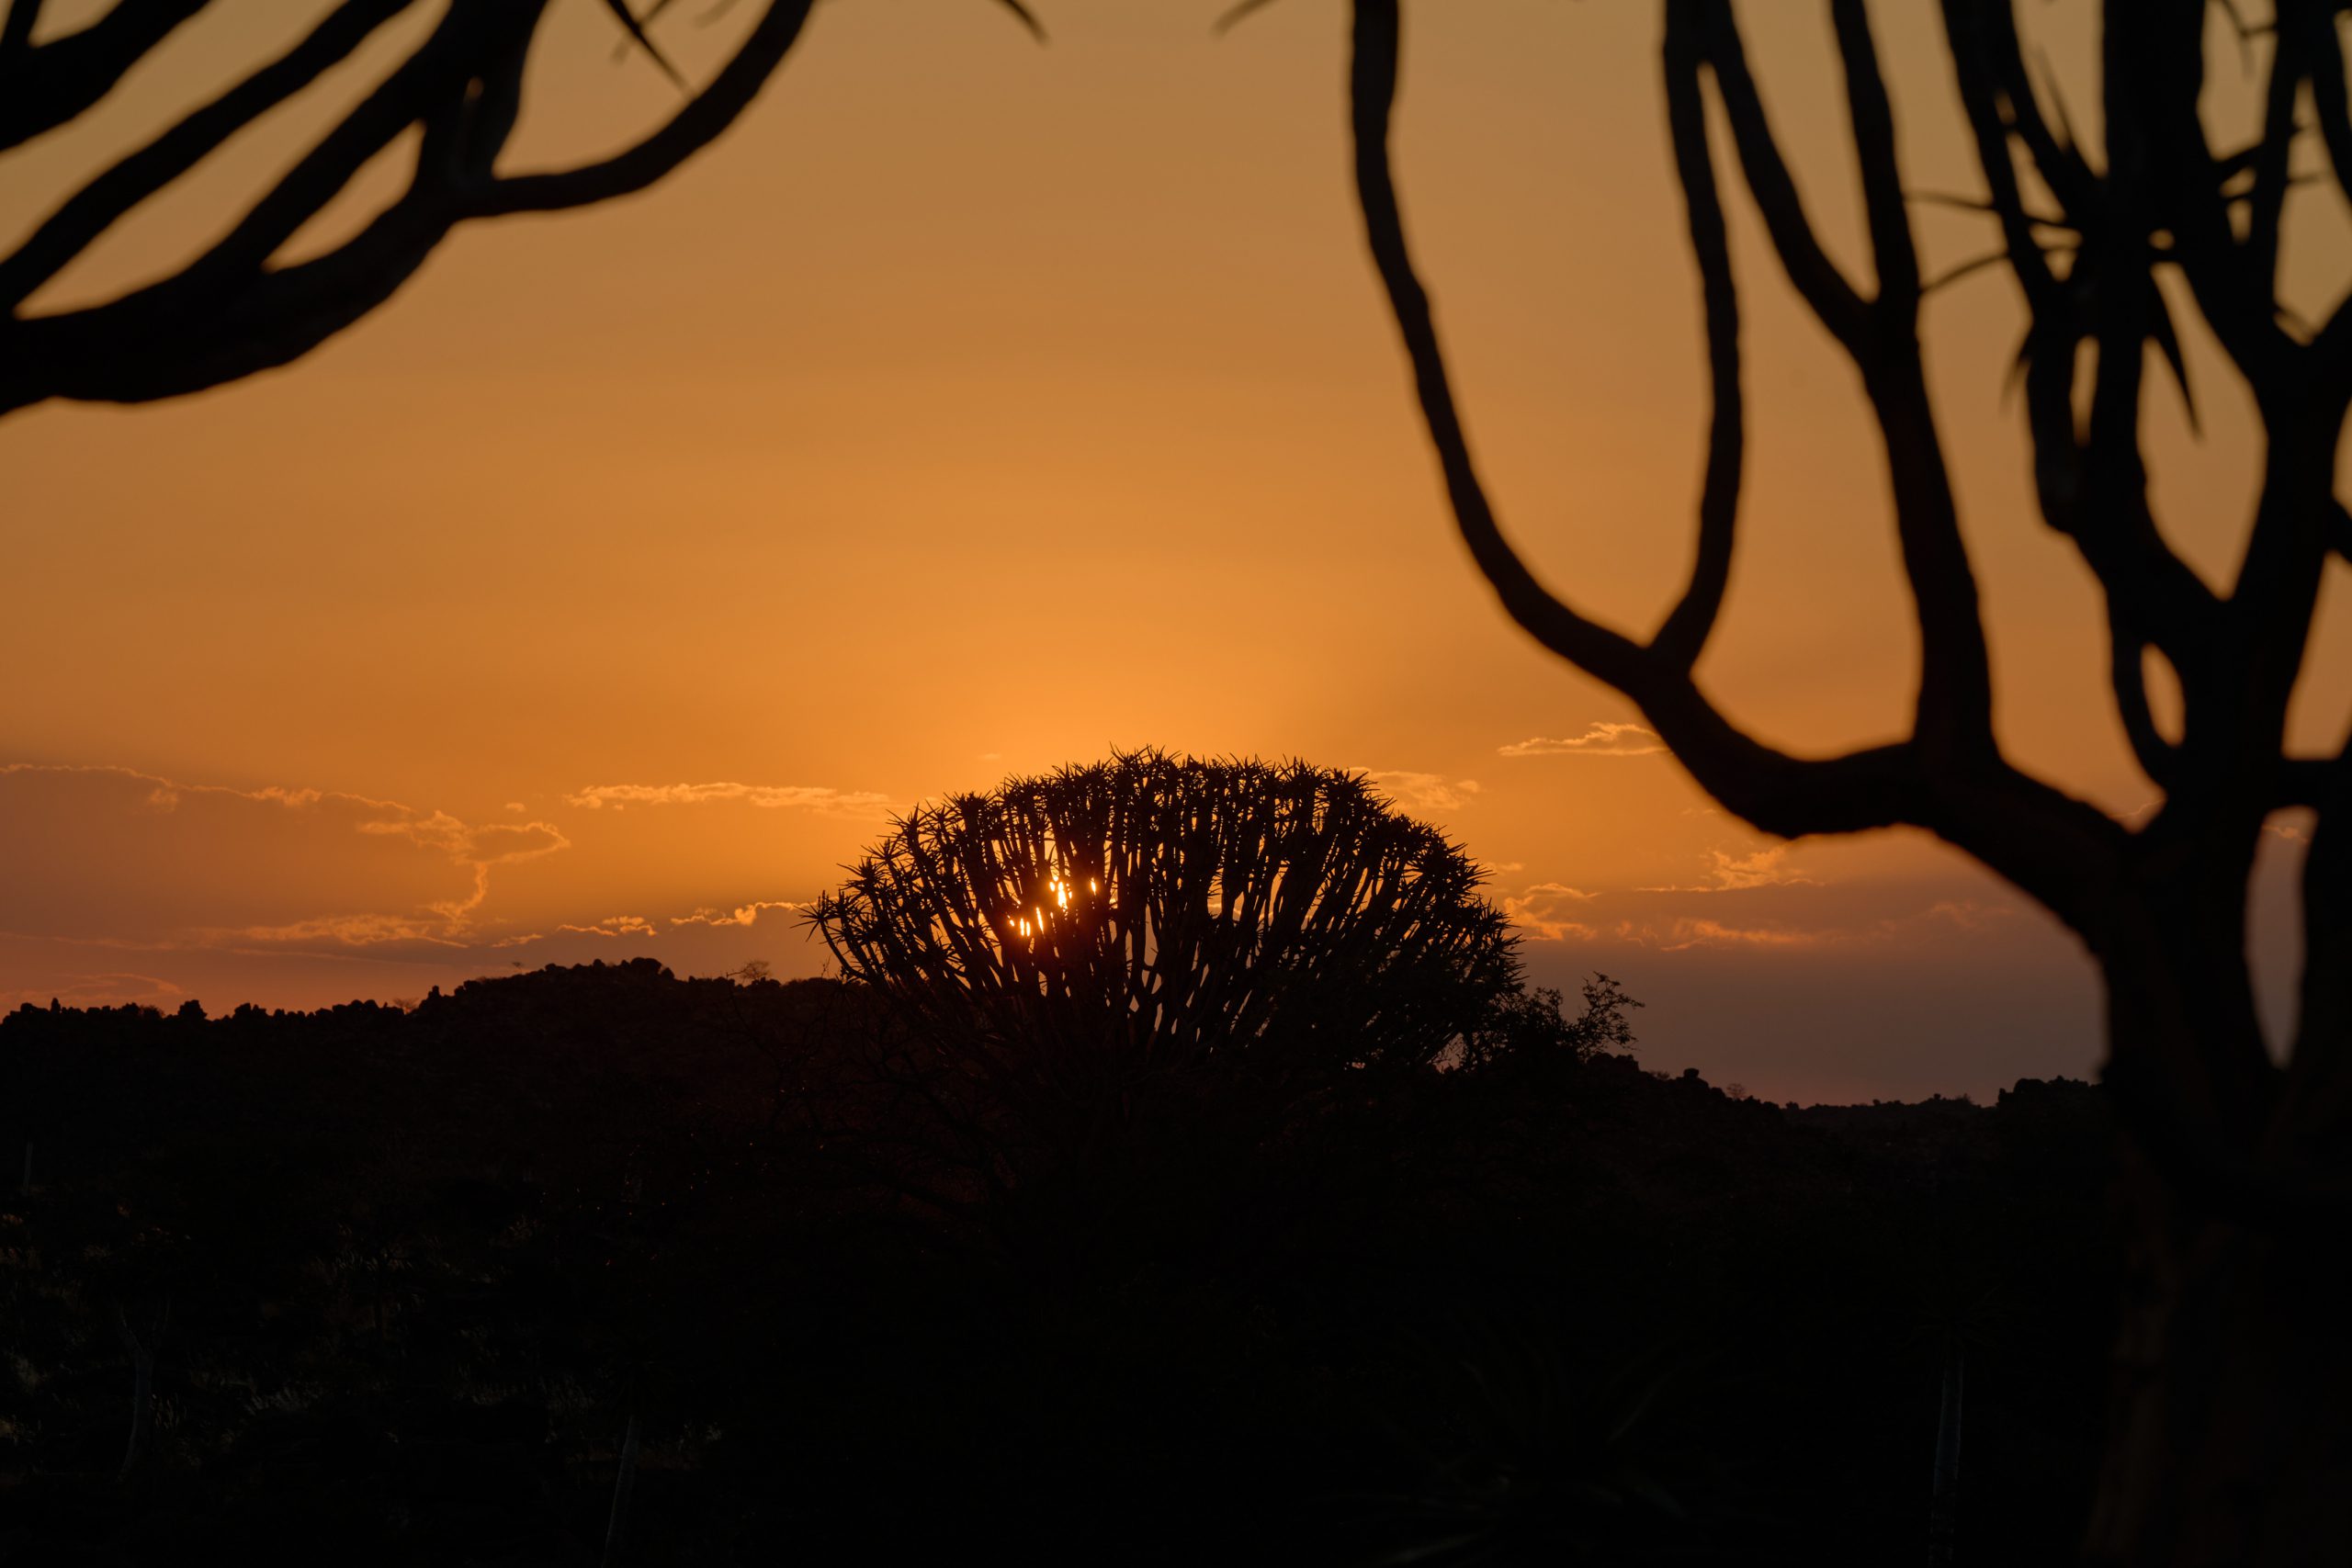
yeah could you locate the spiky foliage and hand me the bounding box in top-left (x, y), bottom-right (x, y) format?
top-left (810, 750), bottom-right (1515, 1076)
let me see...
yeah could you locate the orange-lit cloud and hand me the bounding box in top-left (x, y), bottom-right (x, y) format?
top-left (1361, 771), bottom-right (1481, 812)
top-left (1653, 918), bottom-right (1825, 952)
top-left (1497, 725), bottom-right (1664, 759)
top-left (228, 912), bottom-right (469, 949)
top-left (558, 915), bottom-right (662, 939)
top-left (1640, 846), bottom-right (1820, 894)
top-left (564, 782), bottom-right (893, 815)
top-left (0, 763), bottom-right (567, 955)
top-left (1510, 886), bottom-right (2022, 956)
top-left (1502, 882), bottom-right (1600, 942)
top-left (670, 900), bottom-right (806, 928)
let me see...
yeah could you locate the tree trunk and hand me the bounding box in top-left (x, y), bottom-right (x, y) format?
top-left (2083, 931), bottom-right (2352, 1565)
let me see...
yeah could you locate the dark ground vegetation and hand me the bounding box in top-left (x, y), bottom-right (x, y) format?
top-left (2, 959), bottom-right (2111, 1564)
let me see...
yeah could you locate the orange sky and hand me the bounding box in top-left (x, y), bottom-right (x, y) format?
top-left (3, 1), bottom-right (2344, 1100)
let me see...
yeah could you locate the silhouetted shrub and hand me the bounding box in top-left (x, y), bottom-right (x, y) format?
top-left (1455, 973), bottom-right (1645, 1074)
top-left (809, 750), bottom-right (1515, 1077)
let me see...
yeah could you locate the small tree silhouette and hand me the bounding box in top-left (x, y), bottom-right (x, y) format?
top-left (810, 750), bottom-right (1517, 1077)
top-left (0, 0), bottom-right (1029, 417)
top-left (1340, 1), bottom-right (2352, 1558)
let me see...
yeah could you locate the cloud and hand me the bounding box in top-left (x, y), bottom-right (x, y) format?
top-left (0, 762), bottom-right (570, 955)
top-left (1502, 882), bottom-right (1601, 942)
top-left (1640, 845), bottom-right (1819, 894)
top-left (229, 912), bottom-right (468, 949)
top-left (1362, 771), bottom-right (1482, 812)
top-left (1498, 724), bottom-right (1664, 759)
top-left (1920, 899), bottom-right (2014, 931)
top-left (669, 900), bottom-right (806, 929)
top-left (564, 782), bottom-right (893, 816)
top-left (1529, 896), bottom-right (2020, 955)
top-left (1654, 917), bottom-right (1825, 952)
top-left (558, 915), bottom-right (661, 939)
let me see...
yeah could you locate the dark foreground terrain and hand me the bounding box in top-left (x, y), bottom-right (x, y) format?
top-left (1, 962), bottom-right (2111, 1564)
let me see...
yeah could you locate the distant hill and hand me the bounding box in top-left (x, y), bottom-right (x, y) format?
top-left (2, 960), bottom-right (2113, 1565)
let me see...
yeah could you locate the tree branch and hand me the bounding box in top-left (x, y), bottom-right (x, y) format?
top-left (0, 0), bottom-right (422, 313)
top-left (1826, 0), bottom-right (1996, 758)
top-left (171, 1), bottom-right (503, 297)
top-left (2245, 5), bottom-right (2305, 300)
top-left (0, 1), bottom-right (209, 152)
top-left (1941, 0), bottom-right (2223, 700)
top-left (1830, 0), bottom-right (1920, 311)
top-left (0, 0), bottom-right (819, 415)
top-left (2290, 0), bottom-right (2352, 209)
top-left (2123, 0), bottom-right (2301, 389)
top-left (1349, 0), bottom-right (1918, 841)
top-left (1690, 0), bottom-right (1870, 354)
top-left (1, 0), bottom-right (41, 56)
top-left (1978, 0), bottom-right (2099, 214)
top-left (465, 0), bottom-right (816, 216)
top-left (1650, 2), bottom-right (1742, 670)
top-left (1351, 0), bottom-right (2129, 929)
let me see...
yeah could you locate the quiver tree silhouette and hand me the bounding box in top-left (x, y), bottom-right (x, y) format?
top-left (810, 750), bottom-right (1518, 1078)
top-left (1342, 1), bottom-right (2352, 1560)
top-left (0, 0), bottom-right (1029, 417)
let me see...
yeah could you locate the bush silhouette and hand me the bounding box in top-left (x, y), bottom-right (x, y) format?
top-left (810, 750), bottom-right (1516, 1077)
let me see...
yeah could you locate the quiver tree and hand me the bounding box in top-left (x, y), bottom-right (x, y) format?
top-left (810, 750), bottom-right (1518, 1079)
top-left (0, 0), bottom-right (1029, 417)
top-left (1343, 0), bottom-right (2352, 1560)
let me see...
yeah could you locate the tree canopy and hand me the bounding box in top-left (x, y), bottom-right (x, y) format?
top-left (810, 750), bottom-right (1518, 1075)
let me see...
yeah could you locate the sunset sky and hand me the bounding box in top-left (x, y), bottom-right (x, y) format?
top-left (4, 0), bottom-right (2344, 1101)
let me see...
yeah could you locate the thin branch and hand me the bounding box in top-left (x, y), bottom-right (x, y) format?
top-left (463, 0), bottom-right (815, 215)
top-left (1350, 0), bottom-right (1924, 841)
top-left (0, 0), bottom-right (421, 313)
top-left (1979, 1), bottom-right (2098, 215)
top-left (1908, 187), bottom-right (2073, 231)
top-left (1830, 0), bottom-right (1920, 310)
top-left (2245, 8), bottom-right (2304, 299)
top-left (1690, 0), bottom-right (1870, 354)
top-left (1826, 0), bottom-right (1996, 757)
top-left (0, 1), bottom-right (820, 415)
top-left (168, 1), bottom-right (500, 297)
top-left (1650, 1), bottom-right (1742, 670)
top-left (1923, 243), bottom-right (2073, 296)
top-left (2301, 6), bottom-right (2352, 389)
top-left (0, 0), bottom-right (209, 152)
top-left (1347, 0), bottom-right (1646, 696)
top-left (2122, 0), bottom-right (2299, 389)
top-left (1350, 0), bottom-right (2126, 928)
top-left (2292, 0), bottom-right (2352, 208)
top-left (1, 0), bottom-right (40, 55)
top-left (1940, 0), bottom-right (2222, 682)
